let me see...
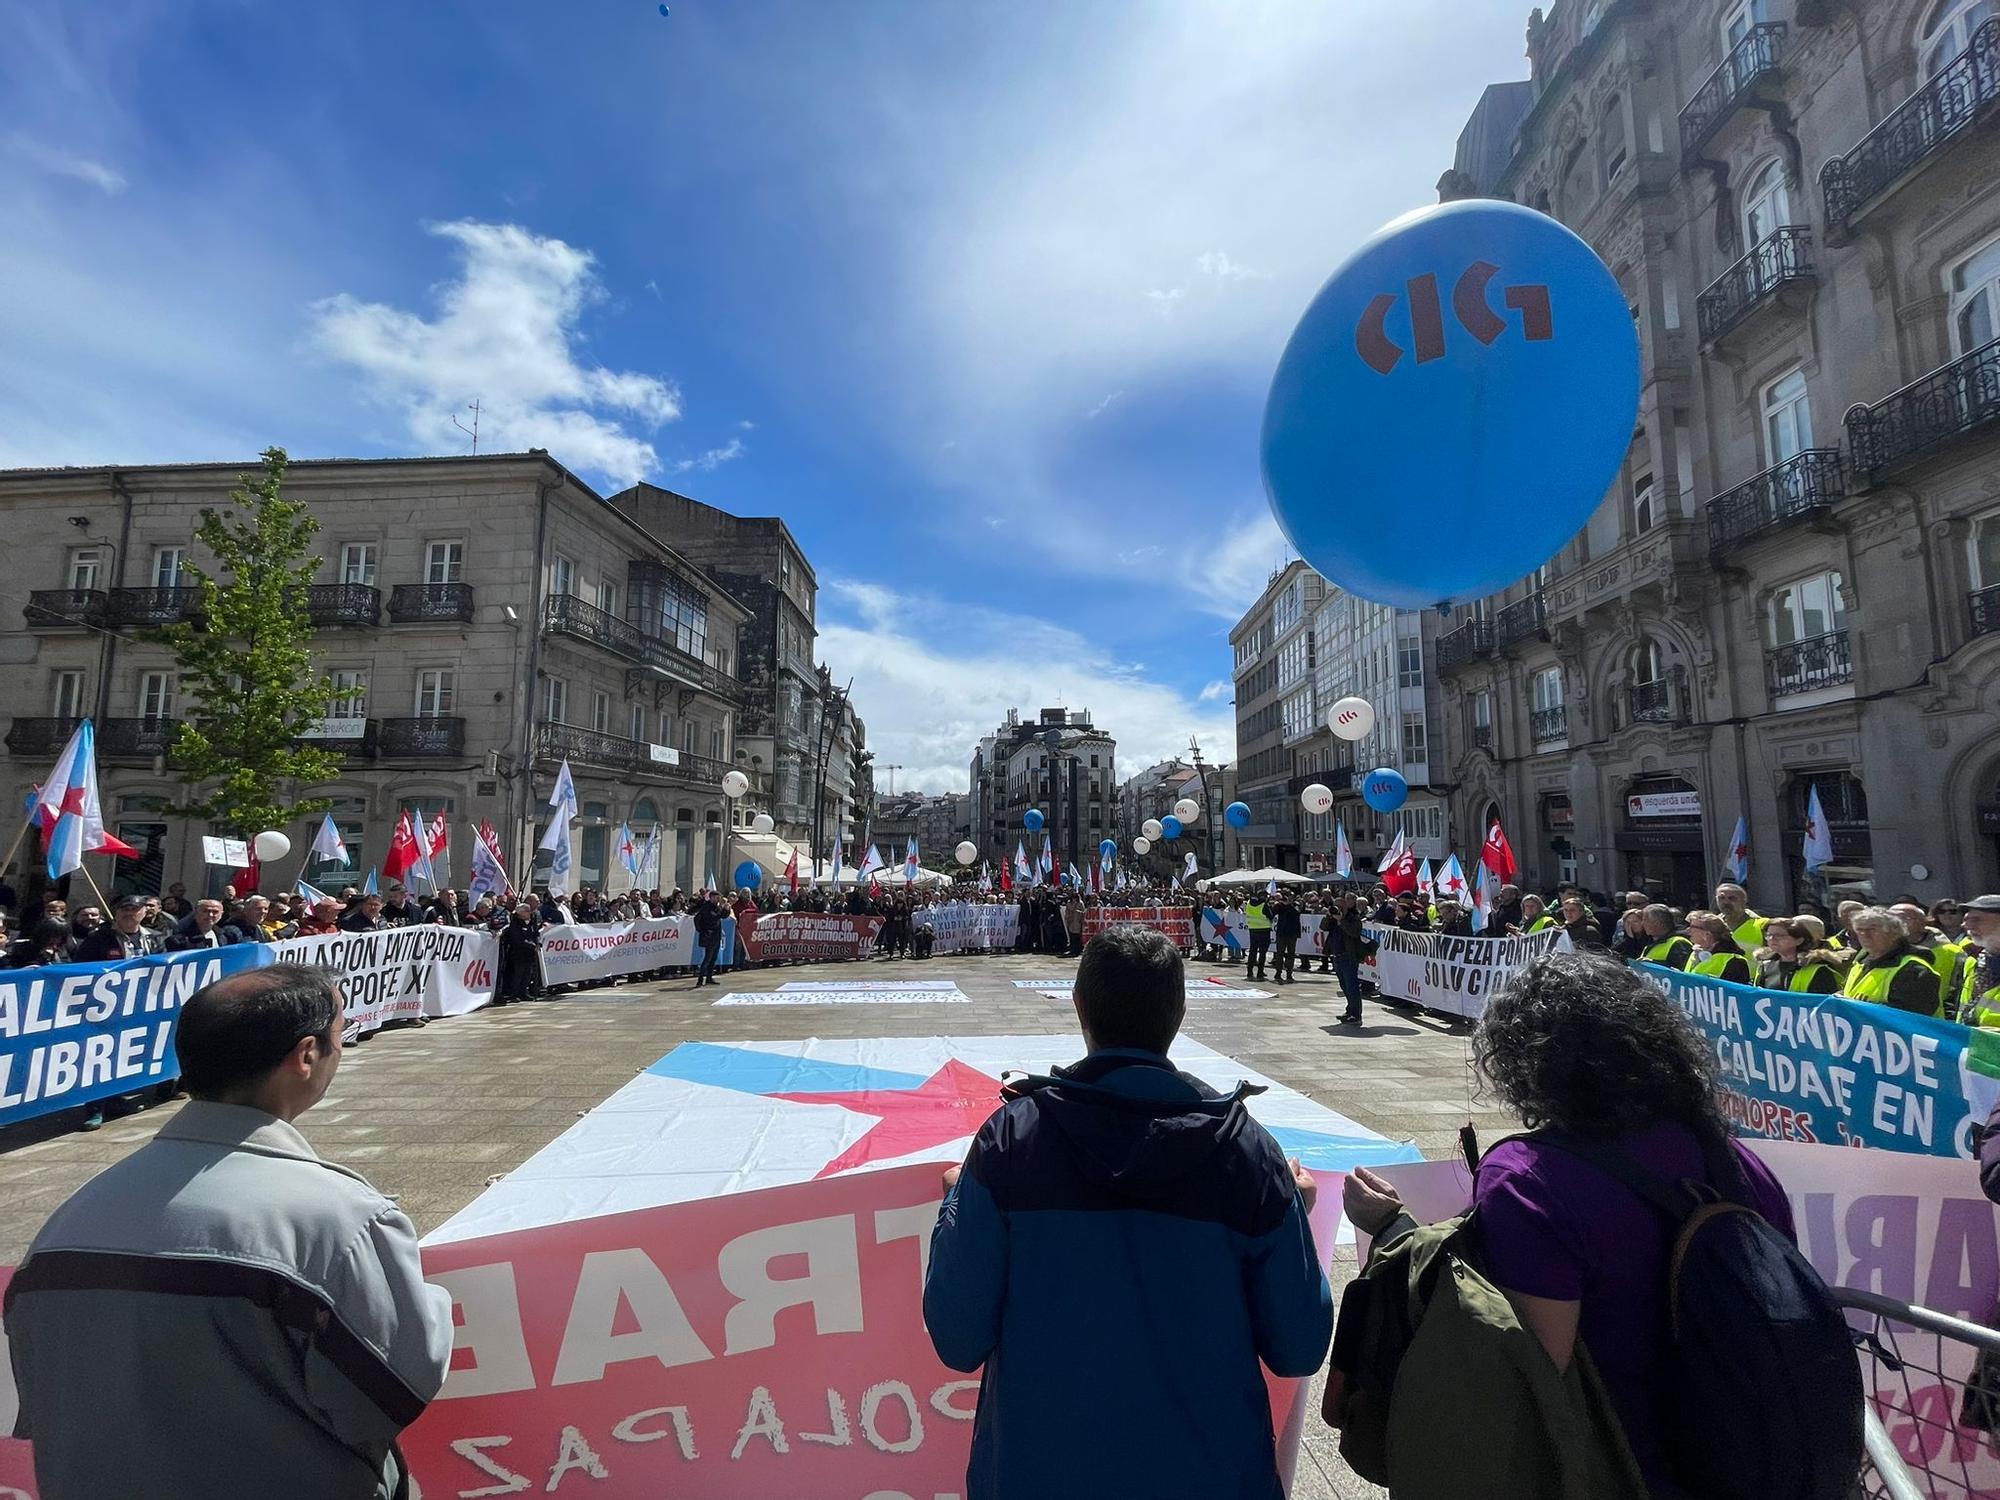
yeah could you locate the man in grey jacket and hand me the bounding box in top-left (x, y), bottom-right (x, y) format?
top-left (4, 963), bottom-right (454, 1500)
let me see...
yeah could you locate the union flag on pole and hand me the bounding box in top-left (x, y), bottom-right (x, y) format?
top-left (1481, 819), bottom-right (1518, 882)
top-left (785, 845), bottom-right (800, 895)
top-left (383, 808), bottom-right (422, 883)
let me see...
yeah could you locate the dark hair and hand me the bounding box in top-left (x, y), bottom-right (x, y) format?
top-left (30, 918), bottom-right (69, 949)
top-left (176, 964), bottom-right (341, 1099)
top-left (1472, 952), bottom-right (1723, 1139)
top-left (1073, 925), bottom-right (1185, 1053)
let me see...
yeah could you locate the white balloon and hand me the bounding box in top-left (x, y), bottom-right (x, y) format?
top-left (1173, 798), bottom-right (1201, 823)
top-left (1329, 696), bottom-right (1376, 741)
top-left (721, 770), bottom-right (750, 798)
top-left (1133, 836), bottom-right (1152, 854)
top-left (955, 840), bottom-right (979, 866)
top-left (750, 812), bottom-right (775, 835)
top-left (1300, 783), bottom-right (1335, 816)
top-left (1142, 818), bottom-right (1164, 841)
top-left (253, 830), bottom-right (291, 862)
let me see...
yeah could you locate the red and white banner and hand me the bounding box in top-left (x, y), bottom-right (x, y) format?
top-left (737, 912), bottom-right (882, 963)
top-left (270, 925), bottom-right (497, 1037)
top-left (1079, 907), bottom-right (1196, 948)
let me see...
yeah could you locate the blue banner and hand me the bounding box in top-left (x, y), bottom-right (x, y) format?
top-left (0, 946), bottom-right (265, 1125)
top-left (1646, 962), bottom-right (2000, 1159)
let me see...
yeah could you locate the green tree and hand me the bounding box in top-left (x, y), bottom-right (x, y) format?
top-left (156, 447), bottom-right (343, 835)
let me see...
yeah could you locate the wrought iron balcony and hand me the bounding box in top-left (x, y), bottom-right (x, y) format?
top-left (106, 586), bottom-right (202, 627)
top-left (98, 718), bottom-right (178, 760)
top-left (387, 582), bottom-right (476, 624)
top-left (1705, 449), bottom-right (1845, 550)
top-left (1681, 22), bottom-right (1788, 161)
top-left (375, 716), bottom-right (466, 757)
top-left (533, 722), bottom-right (732, 788)
top-left (1471, 724), bottom-right (1493, 753)
top-left (1767, 630), bottom-right (1853, 697)
top-left (544, 594), bottom-right (741, 700)
top-left (1845, 338), bottom-right (2000, 482)
top-left (1972, 584), bottom-right (2000, 639)
top-left (1628, 679), bottom-right (1675, 724)
top-left (1437, 619), bottom-right (1495, 671)
top-left (1697, 227), bottom-right (1815, 345)
top-left (305, 583), bottom-right (381, 627)
top-left (3, 717), bottom-right (83, 756)
top-left (25, 589), bottom-right (109, 628)
top-left (1531, 705), bottom-right (1568, 743)
top-left (1287, 765), bottom-right (1355, 796)
top-left (1496, 592), bottom-right (1548, 648)
top-left (1821, 18), bottom-right (2000, 238)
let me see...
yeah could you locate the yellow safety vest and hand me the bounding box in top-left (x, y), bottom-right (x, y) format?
top-left (1926, 940), bottom-right (1969, 995)
top-left (1728, 912), bottom-right (1767, 951)
top-left (1959, 960), bottom-right (2000, 1028)
top-left (1842, 952), bottom-right (1943, 1018)
top-left (1244, 901), bottom-right (1271, 931)
top-left (1524, 914), bottom-right (1556, 933)
top-left (1643, 936), bottom-right (1693, 969)
top-left (1786, 963), bottom-right (1838, 995)
top-left (1691, 951), bottom-right (1750, 984)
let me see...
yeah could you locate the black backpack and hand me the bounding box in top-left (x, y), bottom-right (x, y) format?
top-left (1535, 1130), bottom-right (1864, 1500)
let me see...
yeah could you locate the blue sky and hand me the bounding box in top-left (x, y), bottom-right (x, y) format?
top-left (0, 0), bottom-right (1528, 792)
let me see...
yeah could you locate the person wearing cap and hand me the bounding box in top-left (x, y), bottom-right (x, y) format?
top-left (72, 894), bottom-right (165, 965)
top-left (1954, 895), bottom-right (2000, 1028)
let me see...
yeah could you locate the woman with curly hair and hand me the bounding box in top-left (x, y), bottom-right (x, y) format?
top-left (1341, 952), bottom-right (1794, 1495)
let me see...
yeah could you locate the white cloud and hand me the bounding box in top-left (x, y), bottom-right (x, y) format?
top-left (1143, 285), bottom-right (1187, 314)
top-left (1198, 679), bottom-right (1231, 702)
top-left (819, 580), bottom-right (1236, 796)
top-left (308, 220), bottom-right (681, 489)
top-left (672, 436), bottom-right (745, 473)
top-left (1084, 391), bottom-right (1123, 420)
top-left (1194, 250), bottom-right (1268, 282)
top-left (2, 131), bottom-right (125, 194)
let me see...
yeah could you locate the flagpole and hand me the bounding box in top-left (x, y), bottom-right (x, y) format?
top-left (0, 812), bottom-right (37, 881)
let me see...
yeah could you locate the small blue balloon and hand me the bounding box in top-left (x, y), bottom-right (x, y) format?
top-left (1023, 808), bottom-right (1045, 832)
top-left (732, 860), bottom-right (762, 890)
top-left (1262, 200), bottom-right (1640, 610)
top-left (658, 3), bottom-right (670, 14)
top-left (1099, 838), bottom-right (1117, 859)
top-left (1161, 815), bottom-right (1183, 841)
top-left (1361, 769), bottom-right (1409, 814)
top-left (1225, 800), bottom-right (1252, 830)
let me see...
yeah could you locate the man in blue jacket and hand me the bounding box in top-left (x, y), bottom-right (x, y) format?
top-left (924, 924), bottom-right (1332, 1499)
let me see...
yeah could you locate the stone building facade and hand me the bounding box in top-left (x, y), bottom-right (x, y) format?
top-left (1228, 562), bottom-right (1326, 869)
top-left (968, 707), bottom-right (1117, 872)
top-left (0, 452), bottom-right (752, 898)
top-left (1429, 0), bottom-right (2000, 911)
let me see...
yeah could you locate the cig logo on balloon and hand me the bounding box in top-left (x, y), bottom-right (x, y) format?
top-left (1356, 262), bottom-right (1553, 376)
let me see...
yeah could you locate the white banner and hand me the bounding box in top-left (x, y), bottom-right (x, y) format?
top-left (920, 902), bottom-right (1020, 954)
top-left (1360, 922), bottom-right (1567, 1019)
top-left (271, 924), bottom-right (497, 1037)
top-left (539, 917), bottom-right (701, 985)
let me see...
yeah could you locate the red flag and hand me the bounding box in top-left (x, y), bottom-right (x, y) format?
top-left (1481, 819), bottom-right (1518, 882)
top-left (383, 808), bottom-right (421, 882)
top-left (785, 846), bottom-right (800, 895)
top-left (1381, 844), bottom-right (1420, 896)
top-left (999, 857), bottom-right (1012, 893)
top-left (426, 810), bottom-right (449, 856)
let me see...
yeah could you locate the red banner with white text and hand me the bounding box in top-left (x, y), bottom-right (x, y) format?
top-left (1080, 907), bottom-right (1195, 949)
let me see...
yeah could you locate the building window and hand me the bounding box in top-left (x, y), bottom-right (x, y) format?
top-left (308, 796), bottom-right (367, 878)
top-left (598, 579), bottom-right (620, 619)
top-left (1741, 160), bottom-right (1791, 250)
top-left (1721, 0), bottom-right (1760, 49)
top-left (152, 546), bottom-right (186, 590)
top-left (592, 690), bottom-right (611, 734)
top-left (139, 671), bottom-right (174, 722)
top-left (424, 540), bottom-right (464, 584)
top-left (1762, 369), bottom-right (1813, 464)
top-left (415, 669), bottom-right (455, 717)
top-left (1533, 665), bottom-right (1565, 711)
top-left (711, 727), bottom-right (724, 761)
top-left (1950, 235), bottom-right (2000, 355)
top-left (340, 542), bottom-right (377, 586)
top-left (1770, 570), bottom-right (1846, 646)
top-left (66, 547), bottom-right (103, 592)
top-left (52, 669), bottom-right (85, 720)
top-left (1922, 0), bottom-right (1997, 79)
top-left (1397, 636), bottom-right (1423, 686)
top-left (328, 669), bottom-right (369, 719)
top-left (1401, 714), bottom-right (1428, 762)
top-left (1633, 472), bottom-right (1656, 534)
top-left (1632, 637), bottom-right (1665, 685)
top-left (630, 703), bottom-right (647, 742)
top-left (1601, 94), bottom-right (1628, 183)
top-left (541, 676), bottom-right (565, 725)
top-left (551, 554), bottom-right (575, 598)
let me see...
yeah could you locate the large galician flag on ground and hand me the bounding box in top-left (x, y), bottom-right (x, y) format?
top-left (397, 1035), bottom-right (1416, 1499)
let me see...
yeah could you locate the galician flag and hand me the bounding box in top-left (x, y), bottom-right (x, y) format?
top-left (1013, 841), bottom-right (1030, 886)
top-left (905, 838), bottom-right (920, 883)
top-left (1802, 785), bottom-right (1835, 874)
top-left (296, 877), bottom-right (336, 908)
top-left (616, 821), bottom-right (641, 879)
top-left (406, 804), bottom-right (439, 891)
top-left (638, 825), bottom-right (662, 888)
top-left (1334, 820), bottom-right (1353, 879)
top-left (470, 820), bottom-right (511, 903)
top-left (1724, 815), bottom-right (1751, 884)
top-left (1472, 860), bottom-right (1499, 933)
top-left (1436, 854), bottom-right (1469, 902)
top-left (310, 812), bottom-right (350, 867)
top-left (829, 831), bottom-right (845, 885)
top-left (362, 867), bottom-right (379, 896)
top-left (34, 720), bottom-right (126, 879)
top-left (858, 842), bottom-right (885, 880)
top-left (1416, 857), bottom-right (1435, 899)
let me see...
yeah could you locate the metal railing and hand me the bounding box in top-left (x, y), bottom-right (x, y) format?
top-left (1821, 16), bottom-right (2000, 236)
top-left (3, 717), bottom-right (84, 756)
top-left (1697, 226), bottom-right (1815, 344)
top-left (106, 586), bottom-right (201, 627)
top-left (534, 722), bottom-right (732, 787)
top-left (1437, 619), bottom-right (1495, 671)
top-left (1496, 592), bottom-right (1548, 647)
top-left (1681, 22), bottom-right (1788, 160)
top-left (1471, 724), bottom-right (1493, 752)
top-left (1767, 629), bottom-right (1853, 696)
top-left (387, 582), bottom-right (476, 623)
top-left (375, 716), bottom-right (466, 757)
top-left (305, 583), bottom-right (381, 626)
top-left (1628, 678), bottom-right (1675, 723)
top-left (25, 589), bottom-right (108, 628)
top-left (1289, 766), bottom-right (1355, 795)
top-left (98, 718), bottom-right (178, 759)
top-left (1839, 1285), bottom-right (2000, 1500)
top-left (1845, 337), bottom-right (2000, 481)
top-left (1705, 448), bottom-right (1846, 549)
top-left (544, 594), bottom-right (741, 699)
top-left (1532, 705), bottom-right (1567, 742)
top-left (1971, 583), bottom-right (2000, 638)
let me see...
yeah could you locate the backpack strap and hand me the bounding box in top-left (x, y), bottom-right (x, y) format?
top-left (1528, 1127), bottom-right (1710, 1223)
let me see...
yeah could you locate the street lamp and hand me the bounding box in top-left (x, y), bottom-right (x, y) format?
top-left (1188, 735), bottom-right (1222, 878)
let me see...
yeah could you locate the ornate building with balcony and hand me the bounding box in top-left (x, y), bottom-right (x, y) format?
top-left (0, 453), bottom-right (765, 898)
top-left (1426, 0), bottom-right (2000, 907)
top-left (968, 708), bottom-right (1117, 873)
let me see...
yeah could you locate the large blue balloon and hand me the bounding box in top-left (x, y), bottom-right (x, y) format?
top-left (1161, 815), bottom-right (1183, 840)
top-left (732, 860), bottom-right (763, 890)
top-left (1262, 200), bottom-right (1640, 609)
top-left (1023, 808), bottom-right (1045, 832)
top-left (1225, 800), bottom-right (1252, 830)
top-left (1099, 838), bottom-right (1117, 859)
top-left (1361, 768), bottom-right (1409, 814)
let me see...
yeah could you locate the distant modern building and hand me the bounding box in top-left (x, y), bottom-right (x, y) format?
top-left (969, 707), bottom-right (1116, 871)
top-left (1227, 562), bottom-right (1325, 870)
top-left (1118, 756), bottom-right (1232, 878)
